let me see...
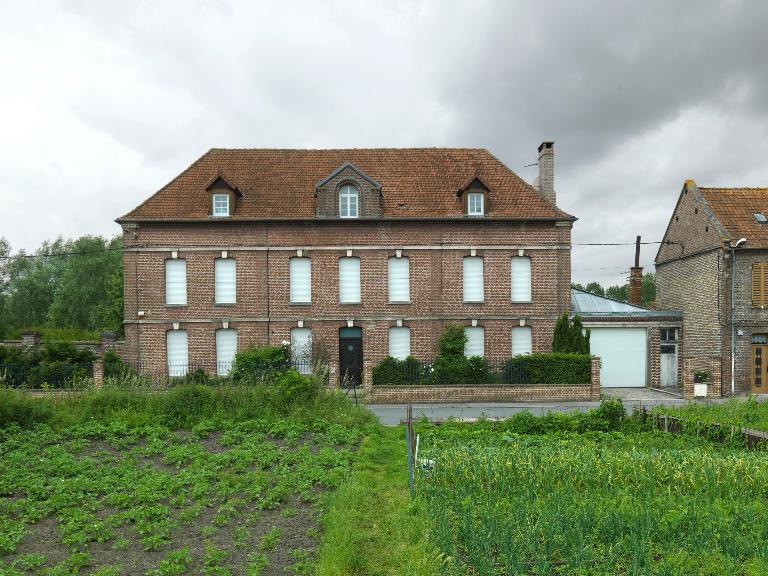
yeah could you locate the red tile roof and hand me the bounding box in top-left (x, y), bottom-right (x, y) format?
top-left (700, 187), bottom-right (768, 246)
top-left (118, 148), bottom-right (574, 221)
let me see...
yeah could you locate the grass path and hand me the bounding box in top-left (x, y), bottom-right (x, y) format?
top-left (316, 425), bottom-right (444, 576)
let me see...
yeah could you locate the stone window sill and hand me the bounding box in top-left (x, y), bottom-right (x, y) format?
top-left (214, 303), bottom-right (237, 307)
top-left (165, 304), bottom-right (187, 308)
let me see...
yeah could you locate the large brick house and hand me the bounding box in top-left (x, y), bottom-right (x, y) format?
top-left (656, 180), bottom-right (768, 397)
top-left (117, 144), bottom-right (575, 388)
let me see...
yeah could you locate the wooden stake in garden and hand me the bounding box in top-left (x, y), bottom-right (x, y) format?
top-left (405, 404), bottom-right (415, 496)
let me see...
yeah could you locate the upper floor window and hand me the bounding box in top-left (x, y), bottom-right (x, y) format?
top-left (214, 258), bottom-right (236, 304)
top-left (165, 259), bottom-right (187, 305)
top-left (388, 257), bottom-right (410, 303)
top-left (212, 193), bottom-right (230, 217)
top-left (289, 257), bottom-right (312, 304)
top-left (753, 263), bottom-right (768, 308)
top-left (463, 256), bottom-right (484, 302)
top-left (339, 185), bottom-right (359, 218)
top-left (467, 192), bottom-right (484, 216)
top-left (511, 256), bottom-right (532, 302)
top-left (339, 256), bottom-right (361, 303)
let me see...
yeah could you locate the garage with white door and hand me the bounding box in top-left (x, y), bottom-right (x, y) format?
top-left (571, 289), bottom-right (682, 390)
top-left (590, 327), bottom-right (647, 388)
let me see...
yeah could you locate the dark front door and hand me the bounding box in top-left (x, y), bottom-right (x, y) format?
top-left (339, 327), bottom-right (363, 388)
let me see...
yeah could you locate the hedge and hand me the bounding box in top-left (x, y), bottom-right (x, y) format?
top-left (371, 353), bottom-right (591, 386)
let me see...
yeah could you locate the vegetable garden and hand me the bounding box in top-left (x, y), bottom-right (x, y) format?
top-left (414, 403), bottom-right (768, 576)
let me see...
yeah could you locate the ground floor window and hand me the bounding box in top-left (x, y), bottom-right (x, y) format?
top-left (166, 330), bottom-right (188, 377)
top-left (291, 328), bottom-right (312, 374)
top-left (215, 329), bottom-right (237, 376)
top-left (464, 326), bottom-right (485, 357)
top-left (511, 326), bottom-right (532, 356)
top-left (388, 327), bottom-right (411, 360)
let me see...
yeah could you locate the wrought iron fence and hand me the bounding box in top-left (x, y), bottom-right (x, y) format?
top-left (0, 363), bottom-right (94, 389)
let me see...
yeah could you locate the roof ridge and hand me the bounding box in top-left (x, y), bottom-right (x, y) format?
top-left (207, 147), bottom-right (490, 152)
top-left (699, 186), bottom-right (768, 191)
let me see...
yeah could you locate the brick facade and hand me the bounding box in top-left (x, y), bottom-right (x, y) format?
top-left (656, 180), bottom-right (768, 397)
top-left (122, 219), bottom-right (572, 389)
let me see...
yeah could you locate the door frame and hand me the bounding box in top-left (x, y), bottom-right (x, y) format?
top-left (339, 327), bottom-right (363, 389)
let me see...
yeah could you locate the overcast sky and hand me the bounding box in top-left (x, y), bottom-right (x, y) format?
top-left (2, 0), bottom-right (767, 286)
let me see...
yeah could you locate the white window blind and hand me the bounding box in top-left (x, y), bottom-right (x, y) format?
top-left (215, 258), bottom-right (236, 304)
top-left (215, 329), bottom-right (237, 376)
top-left (165, 259), bottom-right (187, 305)
top-left (468, 192), bottom-right (484, 215)
top-left (511, 257), bottom-right (532, 302)
top-left (166, 330), bottom-right (188, 376)
top-left (388, 257), bottom-right (410, 302)
top-left (339, 257), bottom-right (361, 303)
top-left (464, 326), bottom-right (485, 358)
top-left (388, 327), bottom-right (411, 360)
top-left (463, 257), bottom-right (484, 302)
top-left (512, 326), bottom-right (532, 356)
top-left (291, 328), bottom-right (312, 374)
top-left (289, 258), bottom-right (312, 303)
top-left (212, 194), bottom-right (229, 216)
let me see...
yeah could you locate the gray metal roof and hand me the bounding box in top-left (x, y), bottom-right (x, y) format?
top-left (571, 288), bottom-right (682, 318)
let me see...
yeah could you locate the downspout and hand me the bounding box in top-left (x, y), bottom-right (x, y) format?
top-left (730, 237), bottom-right (747, 395)
top-left (731, 244), bottom-right (736, 396)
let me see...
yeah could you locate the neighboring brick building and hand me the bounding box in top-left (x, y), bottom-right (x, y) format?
top-left (656, 180), bottom-right (768, 398)
top-left (117, 144), bottom-right (575, 389)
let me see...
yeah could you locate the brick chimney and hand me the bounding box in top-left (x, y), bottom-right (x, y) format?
top-left (628, 235), bottom-right (643, 306)
top-left (537, 141), bottom-right (555, 205)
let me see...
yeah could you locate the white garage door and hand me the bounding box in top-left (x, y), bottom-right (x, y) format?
top-left (590, 328), bottom-right (647, 388)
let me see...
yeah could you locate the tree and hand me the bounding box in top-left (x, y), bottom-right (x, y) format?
top-left (584, 282), bottom-right (605, 296)
top-left (48, 236), bottom-right (122, 331)
top-left (552, 312), bottom-right (590, 354)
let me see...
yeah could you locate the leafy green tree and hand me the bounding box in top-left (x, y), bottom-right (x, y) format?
top-left (584, 282), bottom-right (605, 296)
top-left (606, 284), bottom-right (629, 302)
top-left (48, 236), bottom-right (122, 332)
top-left (553, 312), bottom-right (590, 354)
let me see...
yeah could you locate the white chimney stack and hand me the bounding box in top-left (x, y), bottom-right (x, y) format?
top-left (537, 141), bottom-right (555, 205)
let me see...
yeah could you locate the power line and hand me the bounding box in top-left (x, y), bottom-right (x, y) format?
top-left (0, 246), bottom-right (123, 260)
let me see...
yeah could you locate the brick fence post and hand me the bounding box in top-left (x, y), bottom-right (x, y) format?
top-left (100, 331), bottom-right (117, 354)
top-left (590, 356), bottom-right (601, 401)
top-left (20, 331), bottom-right (42, 350)
top-left (93, 359), bottom-right (104, 389)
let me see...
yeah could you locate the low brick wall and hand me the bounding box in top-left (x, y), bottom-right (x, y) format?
top-left (367, 356), bottom-right (601, 403)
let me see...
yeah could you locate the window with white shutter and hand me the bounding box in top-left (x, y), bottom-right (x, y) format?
top-left (165, 259), bottom-right (187, 305)
top-left (511, 326), bottom-right (532, 356)
top-left (290, 258), bottom-right (312, 303)
top-left (463, 257), bottom-right (484, 302)
top-left (511, 257), bottom-right (532, 302)
top-left (291, 328), bottom-right (312, 374)
top-left (215, 329), bottom-right (237, 376)
top-left (388, 327), bottom-right (411, 360)
top-left (339, 257), bottom-right (361, 303)
top-left (215, 258), bottom-right (236, 304)
top-left (166, 330), bottom-right (188, 376)
top-left (388, 257), bottom-right (410, 302)
top-left (464, 326), bottom-right (484, 357)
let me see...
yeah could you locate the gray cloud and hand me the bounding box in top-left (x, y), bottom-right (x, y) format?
top-left (1, 0), bottom-right (767, 286)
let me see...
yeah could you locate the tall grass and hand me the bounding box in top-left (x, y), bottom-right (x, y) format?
top-left (656, 396), bottom-right (768, 431)
top-left (0, 384), bottom-right (376, 431)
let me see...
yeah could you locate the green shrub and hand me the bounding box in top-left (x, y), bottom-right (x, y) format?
top-left (231, 345), bottom-right (290, 382)
top-left (552, 312), bottom-right (591, 354)
top-left (372, 356), bottom-right (430, 385)
top-left (502, 353), bottom-right (591, 385)
top-left (438, 325), bottom-right (467, 358)
top-left (269, 369), bottom-right (320, 412)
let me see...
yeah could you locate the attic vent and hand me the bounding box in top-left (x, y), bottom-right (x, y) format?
top-left (755, 213), bottom-right (767, 223)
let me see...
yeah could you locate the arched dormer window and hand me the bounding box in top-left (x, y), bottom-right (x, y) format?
top-left (339, 184), bottom-right (359, 218)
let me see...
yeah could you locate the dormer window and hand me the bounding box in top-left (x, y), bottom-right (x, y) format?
top-left (212, 194), bottom-right (230, 217)
top-left (339, 184), bottom-right (359, 218)
top-left (467, 192), bottom-right (484, 216)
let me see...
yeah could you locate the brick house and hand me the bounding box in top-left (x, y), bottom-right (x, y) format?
top-left (656, 180), bottom-right (768, 398)
top-left (117, 144), bottom-right (575, 389)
